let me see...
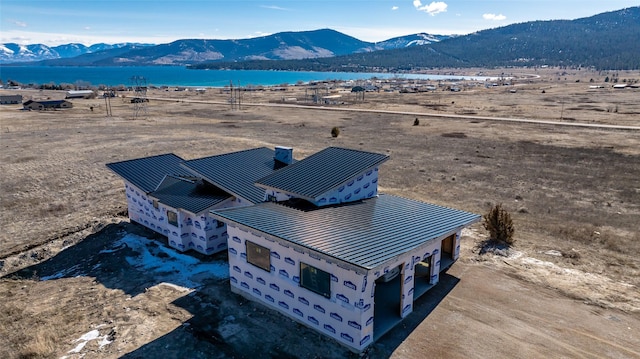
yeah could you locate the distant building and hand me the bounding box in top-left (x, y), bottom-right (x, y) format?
top-left (66, 90), bottom-right (95, 99)
top-left (23, 100), bottom-right (73, 110)
top-left (0, 94), bottom-right (22, 105)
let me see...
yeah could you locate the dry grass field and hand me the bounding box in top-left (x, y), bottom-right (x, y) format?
top-left (1, 67), bottom-right (639, 358)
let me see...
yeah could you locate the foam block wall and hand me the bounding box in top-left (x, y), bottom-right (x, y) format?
top-left (225, 223), bottom-right (447, 352)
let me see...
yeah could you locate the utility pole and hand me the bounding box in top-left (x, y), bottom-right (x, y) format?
top-left (104, 89), bottom-right (113, 117)
top-left (130, 76), bottom-right (148, 120)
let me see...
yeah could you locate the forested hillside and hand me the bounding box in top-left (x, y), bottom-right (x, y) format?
top-left (190, 7), bottom-right (640, 71)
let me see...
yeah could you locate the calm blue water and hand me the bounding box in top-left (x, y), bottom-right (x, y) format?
top-left (0, 66), bottom-right (486, 87)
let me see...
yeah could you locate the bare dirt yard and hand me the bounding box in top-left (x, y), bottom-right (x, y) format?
top-left (1, 67), bottom-right (639, 358)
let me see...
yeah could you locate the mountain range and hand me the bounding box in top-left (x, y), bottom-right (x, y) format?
top-left (0, 30), bottom-right (449, 65)
top-left (191, 7), bottom-right (639, 71)
top-left (0, 43), bottom-right (153, 63)
top-left (1, 6), bottom-right (638, 70)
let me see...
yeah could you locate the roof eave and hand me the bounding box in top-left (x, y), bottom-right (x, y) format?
top-left (253, 183), bottom-right (316, 202)
top-left (180, 164), bottom-right (256, 204)
top-left (367, 222), bottom-right (478, 272)
top-left (210, 211), bottom-right (369, 275)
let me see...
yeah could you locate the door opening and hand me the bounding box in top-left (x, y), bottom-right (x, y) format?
top-left (373, 264), bottom-right (404, 341)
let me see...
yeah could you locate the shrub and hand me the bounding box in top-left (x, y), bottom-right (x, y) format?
top-left (483, 203), bottom-right (515, 245)
top-left (413, 118), bottom-right (420, 126)
top-left (331, 126), bottom-right (340, 138)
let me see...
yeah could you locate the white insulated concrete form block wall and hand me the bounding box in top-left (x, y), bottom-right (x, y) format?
top-left (166, 210), bottom-right (228, 254)
top-left (227, 225), bottom-right (375, 351)
top-left (386, 239), bottom-right (444, 318)
top-left (225, 224), bottom-right (459, 352)
top-left (123, 181), bottom-right (229, 255)
top-left (125, 181), bottom-right (167, 236)
top-left (312, 167), bottom-right (379, 206)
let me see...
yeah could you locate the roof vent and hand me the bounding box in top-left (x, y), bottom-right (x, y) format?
top-left (274, 146), bottom-right (293, 165)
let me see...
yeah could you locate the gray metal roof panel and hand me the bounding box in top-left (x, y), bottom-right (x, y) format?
top-left (106, 153), bottom-right (193, 193)
top-left (255, 147), bottom-right (389, 200)
top-left (151, 176), bottom-right (231, 214)
top-left (181, 147), bottom-right (289, 204)
top-left (212, 194), bottom-right (480, 270)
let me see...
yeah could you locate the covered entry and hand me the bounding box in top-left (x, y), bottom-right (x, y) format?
top-left (413, 255), bottom-right (437, 299)
top-left (373, 264), bottom-right (404, 341)
top-left (440, 233), bottom-right (456, 270)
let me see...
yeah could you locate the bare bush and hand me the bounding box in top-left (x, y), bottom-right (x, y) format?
top-left (331, 126), bottom-right (340, 138)
top-left (483, 203), bottom-right (515, 245)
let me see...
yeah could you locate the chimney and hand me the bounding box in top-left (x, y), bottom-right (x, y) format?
top-left (274, 146), bottom-right (293, 165)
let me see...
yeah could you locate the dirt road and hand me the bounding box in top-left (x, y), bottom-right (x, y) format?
top-left (147, 95), bottom-right (640, 131)
top-left (389, 263), bottom-right (640, 359)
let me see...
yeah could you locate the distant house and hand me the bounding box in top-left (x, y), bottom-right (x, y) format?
top-left (0, 94), bottom-right (22, 105)
top-left (107, 146), bottom-right (480, 352)
top-left (66, 90), bottom-right (95, 99)
top-left (23, 100), bottom-right (73, 110)
top-left (613, 84), bottom-right (629, 89)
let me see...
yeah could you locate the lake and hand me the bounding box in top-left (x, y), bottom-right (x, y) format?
top-left (0, 66), bottom-right (488, 87)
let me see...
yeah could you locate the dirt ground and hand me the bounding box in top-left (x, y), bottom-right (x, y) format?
top-left (1, 67), bottom-right (639, 358)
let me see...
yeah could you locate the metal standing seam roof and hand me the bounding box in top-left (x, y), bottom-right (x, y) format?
top-left (211, 194), bottom-right (481, 271)
top-left (181, 147), bottom-right (293, 204)
top-left (150, 175), bottom-right (232, 214)
top-left (106, 153), bottom-right (194, 193)
top-left (255, 147), bottom-right (389, 201)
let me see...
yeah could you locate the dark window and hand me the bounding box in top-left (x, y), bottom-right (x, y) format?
top-left (167, 211), bottom-right (178, 227)
top-left (216, 220), bottom-right (225, 228)
top-left (300, 262), bottom-right (331, 298)
top-left (266, 194), bottom-right (277, 202)
top-left (246, 241), bottom-right (270, 272)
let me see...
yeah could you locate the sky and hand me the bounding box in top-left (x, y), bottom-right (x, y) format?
top-left (1, 0), bottom-right (638, 46)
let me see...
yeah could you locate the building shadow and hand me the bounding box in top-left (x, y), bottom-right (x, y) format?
top-left (370, 272), bottom-right (460, 357)
top-left (5, 221), bottom-right (225, 297)
top-left (118, 272), bottom-right (459, 359)
top-left (5, 224), bottom-right (461, 358)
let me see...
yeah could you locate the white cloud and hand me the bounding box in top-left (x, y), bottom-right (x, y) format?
top-left (392, 6), bottom-right (399, 10)
top-left (413, 1), bottom-right (447, 16)
top-left (0, 29), bottom-right (179, 46)
top-left (483, 13), bottom-right (507, 21)
top-left (260, 5), bottom-right (290, 11)
top-left (11, 20), bottom-right (28, 27)
top-left (84, 26), bottom-right (91, 31)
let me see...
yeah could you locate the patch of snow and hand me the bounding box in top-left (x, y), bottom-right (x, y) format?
top-left (67, 340), bottom-right (88, 354)
top-left (78, 329), bottom-right (101, 341)
top-left (544, 250), bottom-right (563, 257)
top-left (67, 328), bottom-right (112, 354)
top-left (158, 282), bottom-right (193, 293)
top-left (67, 329), bottom-right (99, 353)
top-left (1, 44), bottom-right (14, 55)
top-left (40, 264), bottom-right (81, 281)
top-left (98, 336), bottom-right (113, 348)
top-left (98, 243), bottom-right (126, 254)
top-left (113, 234), bottom-right (229, 289)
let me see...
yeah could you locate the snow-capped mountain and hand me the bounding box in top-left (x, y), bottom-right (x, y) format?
top-left (0, 43), bottom-right (59, 62)
top-left (0, 30), bottom-right (452, 65)
top-left (375, 33), bottom-right (453, 50)
top-left (0, 42), bottom-right (153, 63)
